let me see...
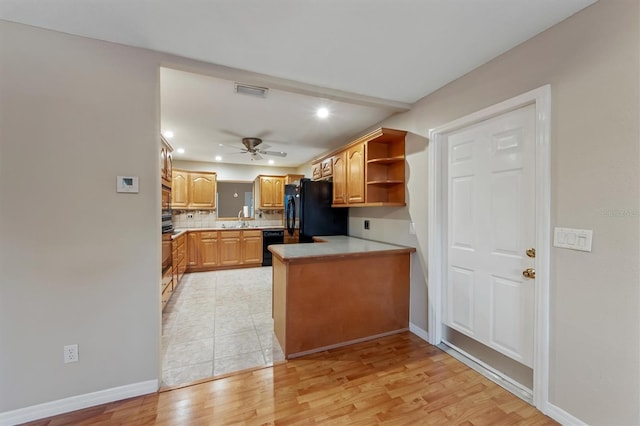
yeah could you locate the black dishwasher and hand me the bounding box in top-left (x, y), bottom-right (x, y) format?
top-left (262, 229), bottom-right (284, 266)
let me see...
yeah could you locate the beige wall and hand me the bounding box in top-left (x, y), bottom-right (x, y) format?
top-left (1, 0), bottom-right (638, 424)
top-left (0, 21), bottom-right (160, 411)
top-left (358, 1), bottom-right (639, 424)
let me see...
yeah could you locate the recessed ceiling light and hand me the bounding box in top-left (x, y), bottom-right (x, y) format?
top-left (316, 107), bottom-right (329, 119)
top-left (215, 156), bottom-right (222, 161)
top-left (268, 159), bottom-right (275, 165)
top-left (163, 130), bottom-right (174, 139)
top-left (176, 148), bottom-right (185, 154)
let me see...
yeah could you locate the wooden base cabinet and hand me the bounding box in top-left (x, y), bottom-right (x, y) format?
top-left (161, 266), bottom-right (173, 311)
top-left (220, 231), bottom-right (241, 266)
top-left (172, 233), bottom-right (187, 290)
top-left (186, 230), bottom-right (263, 272)
top-left (242, 230), bottom-right (263, 263)
top-left (200, 232), bottom-right (219, 268)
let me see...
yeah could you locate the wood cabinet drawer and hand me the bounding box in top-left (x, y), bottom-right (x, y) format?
top-left (200, 231), bottom-right (218, 239)
top-left (219, 230), bottom-right (241, 238)
top-left (243, 230), bottom-right (262, 238)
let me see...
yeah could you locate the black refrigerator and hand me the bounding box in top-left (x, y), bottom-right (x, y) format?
top-left (285, 179), bottom-right (348, 243)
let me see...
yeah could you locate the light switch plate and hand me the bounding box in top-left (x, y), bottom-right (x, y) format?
top-left (554, 227), bottom-right (593, 252)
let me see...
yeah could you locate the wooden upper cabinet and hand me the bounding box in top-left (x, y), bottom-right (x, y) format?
top-left (285, 174), bottom-right (304, 185)
top-left (256, 175), bottom-right (285, 209)
top-left (364, 128), bottom-right (407, 206)
top-left (161, 136), bottom-right (173, 188)
top-left (332, 151), bottom-right (347, 205)
top-left (346, 142), bottom-right (366, 204)
top-left (321, 158), bottom-right (333, 179)
top-left (311, 163), bottom-right (322, 181)
top-left (189, 172), bottom-right (217, 209)
top-left (172, 170), bottom-right (189, 209)
top-left (316, 128), bottom-right (406, 207)
top-left (172, 169), bottom-right (217, 210)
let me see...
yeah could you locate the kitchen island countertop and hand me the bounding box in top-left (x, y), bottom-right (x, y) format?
top-left (268, 235), bottom-right (415, 262)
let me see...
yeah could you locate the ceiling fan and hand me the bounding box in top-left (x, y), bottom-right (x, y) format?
top-left (230, 137), bottom-right (288, 161)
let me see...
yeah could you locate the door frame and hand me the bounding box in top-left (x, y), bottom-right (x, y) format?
top-left (427, 85), bottom-right (551, 409)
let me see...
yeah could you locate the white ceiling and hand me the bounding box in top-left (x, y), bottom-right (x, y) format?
top-left (1, 0), bottom-right (596, 167)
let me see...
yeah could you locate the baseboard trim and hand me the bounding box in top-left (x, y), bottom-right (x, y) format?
top-left (288, 329), bottom-right (408, 359)
top-left (409, 323), bottom-right (429, 342)
top-left (0, 379), bottom-right (158, 426)
top-left (544, 401), bottom-right (587, 426)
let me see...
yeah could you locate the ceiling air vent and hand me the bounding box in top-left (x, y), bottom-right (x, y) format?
top-left (234, 83), bottom-right (268, 98)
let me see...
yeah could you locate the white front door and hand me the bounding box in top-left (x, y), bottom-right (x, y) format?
top-left (444, 104), bottom-right (536, 367)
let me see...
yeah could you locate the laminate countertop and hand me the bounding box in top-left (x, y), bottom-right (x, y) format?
top-left (171, 226), bottom-right (284, 239)
top-left (268, 235), bottom-right (415, 262)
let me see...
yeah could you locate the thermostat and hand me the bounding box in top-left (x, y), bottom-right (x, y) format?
top-left (116, 176), bottom-right (139, 193)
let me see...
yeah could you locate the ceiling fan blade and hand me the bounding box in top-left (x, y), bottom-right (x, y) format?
top-left (251, 152), bottom-right (263, 160)
top-left (255, 130), bottom-right (273, 140)
top-left (259, 150), bottom-right (287, 157)
top-left (219, 129), bottom-right (245, 139)
top-left (218, 143), bottom-right (245, 151)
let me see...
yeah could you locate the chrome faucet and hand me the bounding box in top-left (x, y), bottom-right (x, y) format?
top-left (238, 209), bottom-right (245, 228)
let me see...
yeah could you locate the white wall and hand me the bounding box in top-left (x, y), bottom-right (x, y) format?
top-left (0, 21), bottom-right (160, 414)
top-left (354, 1), bottom-right (639, 424)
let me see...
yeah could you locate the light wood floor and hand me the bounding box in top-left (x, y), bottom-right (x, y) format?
top-left (24, 332), bottom-right (557, 425)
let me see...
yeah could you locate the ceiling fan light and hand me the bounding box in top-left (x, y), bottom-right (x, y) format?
top-left (234, 83), bottom-right (268, 98)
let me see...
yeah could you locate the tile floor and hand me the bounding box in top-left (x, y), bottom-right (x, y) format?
top-left (161, 266), bottom-right (285, 387)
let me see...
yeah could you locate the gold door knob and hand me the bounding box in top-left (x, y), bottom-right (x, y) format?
top-left (522, 268), bottom-right (535, 279)
top-left (526, 248), bottom-right (536, 258)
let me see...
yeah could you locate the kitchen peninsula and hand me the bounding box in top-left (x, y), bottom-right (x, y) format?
top-left (269, 236), bottom-right (416, 358)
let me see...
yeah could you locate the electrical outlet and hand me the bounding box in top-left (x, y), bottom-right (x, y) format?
top-left (64, 344), bottom-right (79, 363)
top-left (364, 220), bottom-right (370, 230)
top-left (186, 213), bottom-right (194, 220)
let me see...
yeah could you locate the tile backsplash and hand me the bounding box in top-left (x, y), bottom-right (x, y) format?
top-left (172, 210), bottom-right (283, 229)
